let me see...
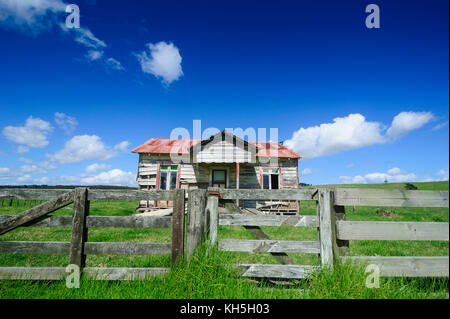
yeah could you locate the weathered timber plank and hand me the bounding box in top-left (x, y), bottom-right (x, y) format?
top-left (0, 241), bottom-right (172, 255)
top-left (69, 188), bottom-right (89, 268)
top-left (171, 189), bottom-right (185, 264)
top-left (0, 241), bottom-right (70, 254)
top-left (84, 242), bottom-right (171, 255)
top-left (0, 189), bottom-right (71, 200)
top-left (206, 195), bottom-right (219, 247)
top-left (88, 189), bottom-right (173, 201)
top-left (0, 191), bottom-right (74, 235)
top-left (317, 189), bottom-right (337, 268)
top-left (219, 239), bottom-right (320, 254)
top-left (236, 264), bottom-right (318, 279)
top-left (0, 215), bottom-right (172, 229)
top-left (219, 214), bottom-right (318, 227)
top-left (243, 226), bottom-right (296, 265)
top-left (0, 267), bottom-right (67, 280)
top-left (342, 256), bottom-right (449, 277)
top-left (0, 266), bottom-right (169, 280)
top-left (185, 189), bottom-right (207, 259)
top-left (334, 188), bottom-right (449, 207)
top-left (208, 188), bottom-right (317, 201)
top-left (83, 267), bottom-right (170, 280)
top-left (337, 221), bottom-right (449, 241)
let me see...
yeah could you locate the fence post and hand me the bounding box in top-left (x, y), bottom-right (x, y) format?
top-left (317, 189), bottom-right (338, 269)
top-left (206, 193), bottom-right (219, 248)
top-left (185, 189), bottom-right (207, 259)
top-left (69, 187), bottom-right (89, 269)
top-left (171, 189), bottom-right (185, 265)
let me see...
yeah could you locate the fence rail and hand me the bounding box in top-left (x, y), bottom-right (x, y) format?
top-left (0, 186), bottom-right (448, 281)
top-left (0, 187), bottom-right (185, 281)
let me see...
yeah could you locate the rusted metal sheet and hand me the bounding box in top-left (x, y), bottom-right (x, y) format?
top-left (131, 138), bottom-right (301, 159)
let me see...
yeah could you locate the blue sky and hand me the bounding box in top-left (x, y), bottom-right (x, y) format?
top-left (0, 0), bottom-right (448, 186)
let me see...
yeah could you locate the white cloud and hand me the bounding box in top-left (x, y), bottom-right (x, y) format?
top-left (432, 121), bottom-right (448, 131)
top-left (301, 168), bottom-right (312, 176)
top-left (80, 169), bottom-right (136, 186)
top-left (0, 1), bottom-right (123, 72)
top-left (54, 112), bottom-right (78, 134)
top-left (18, 157), bottom-right (34, 164)
top-left (46, 135), bottom-right (118, 163)
top-left (346, 163), bottom-right (355, 168)
top-left (284, 114), bottom-right (385, 159)
top-left (105, 57), bottom-right (124, 71)
top-left (20, 164), bottom-right (46, 175)
top-left (114, 141), bottom-right (130, 152)
top-left (0, 167), bottom-right (14, 180)
top-left (85, 163), bottom-right (111, 174)
top-left (437, 168), bottom-right (449, 181)
top-left (2, 116), bottom-right (53, 148)
top-left (70, 26), bottom-right (106, 49)
top-left (85, 50), bottom-right (103, 61)
top-left (386, 111), bottom-right (435, 139)
top-left (38, 161), bottom-right (57, 170)
top-left (285, 111), bottom-right (437, 159)
top-left (136, 41), bottom-right (183, 85)
top-left (340, 167), bottom-right (418, 184)
top-left (0, 0), bottom-right (66, 33)
top-left (16, 145), bottom-right (30, 154)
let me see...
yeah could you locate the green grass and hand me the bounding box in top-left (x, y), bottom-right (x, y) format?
top-left (0, 181), bottom-right (448, 298)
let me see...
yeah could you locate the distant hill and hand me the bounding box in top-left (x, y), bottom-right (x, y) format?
top-left (306, 181), bottom-right (449, 191)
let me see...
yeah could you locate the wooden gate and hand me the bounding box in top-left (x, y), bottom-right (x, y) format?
top-left (0, 188), bottom-right (185, 280)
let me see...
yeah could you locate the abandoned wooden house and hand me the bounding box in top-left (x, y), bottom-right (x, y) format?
top-left (131, 130), bottom-right (302, 214)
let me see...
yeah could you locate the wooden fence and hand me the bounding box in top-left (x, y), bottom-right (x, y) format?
top-left (0, 188), bottom-right (186, 280)
top-left (205, 187), bottom-right (449, 279)
top-left (0, 187), bottom-right (448, 281)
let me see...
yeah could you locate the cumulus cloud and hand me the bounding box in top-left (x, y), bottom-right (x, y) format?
top-left (2, 116), bottom-right (53, 148)
top-left (285, 111), bottom-right (436, 159)
top-left (85, 163), bottom-right (112, 174)
top-left (386, 111), bottom-right (435, 139)
top-left (80, 169), bottom-right (136, 186)
top-left (340, 167), bottom-right (418, 184)
top-left (301, 168), bottom-right (312, 176)
top-left (54, 112), bottom-right (78, 134)
top-left (284, 114), bottom-right (385, 159)
top-left (20, 164), bottom-right (47, 175)
top-left (114, 141), bottom-right (130, 152)
top-left (46, 135), bottom-right (118, 163)
top-left (136, 41), bottom-right (183, 85)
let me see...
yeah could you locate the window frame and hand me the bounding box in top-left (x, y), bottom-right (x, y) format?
top-left (157, 163), bottom-right (180, 190)
top-left (259, 166), bottom-right (282, 190)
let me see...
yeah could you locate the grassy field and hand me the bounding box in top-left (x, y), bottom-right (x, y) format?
top-left (0, 181), bottom-right (448, 299)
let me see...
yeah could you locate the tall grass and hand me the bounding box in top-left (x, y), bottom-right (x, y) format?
top-left (0, 247), bottom-right (448, 299)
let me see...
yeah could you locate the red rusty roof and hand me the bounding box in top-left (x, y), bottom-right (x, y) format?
top-left (131, 138), bottom-right (301, 159)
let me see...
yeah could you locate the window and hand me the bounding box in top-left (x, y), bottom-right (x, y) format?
top-left (212, 169), bottom-right (227, 188)
top-left (159, 165), bottom-right (178, 190)
top-left (261, 167), bottom-right (280, 189)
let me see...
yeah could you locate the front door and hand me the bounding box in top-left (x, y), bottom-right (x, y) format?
top-left (212, 169), bottom-right (227, 188)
